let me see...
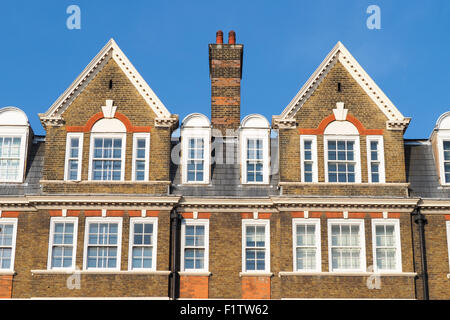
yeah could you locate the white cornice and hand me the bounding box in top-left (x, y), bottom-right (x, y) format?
top-left (276, 42), bottom-right (408, 129)
top-left (272, 196), bottom-right (419, 212)
top-left (0, 195), bottom-right (426, 212)
top-left (26, 195), bottom-right (180, 210)
top-left (39, 38), bottom-right (173, 128)
top-left (178, 197), bottom-right (276, 211)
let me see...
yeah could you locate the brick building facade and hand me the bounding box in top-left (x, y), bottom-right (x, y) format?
top-left (0, 31), bottom-right (447, 299)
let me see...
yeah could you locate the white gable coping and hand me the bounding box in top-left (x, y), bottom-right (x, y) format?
top-left (39, 39), bottom-right (176, 128)
top-left (273, 42), bottom-right (410, 131)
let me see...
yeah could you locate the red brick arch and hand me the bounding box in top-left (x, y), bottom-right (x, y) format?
top-left (298, 113), bottom-right (383, 135)
top-left (66, 112), bottom-right (151, 133)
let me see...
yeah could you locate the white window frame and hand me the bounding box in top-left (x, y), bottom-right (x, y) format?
top-left (240, 129), bottom-right (270, 185)
top-left (241, 219), bottom-right (270, 273)
top-left (324, 135), bottom-right (361, 183)
top-left (300, 135), bottom-right (318, 183)
top-left (328, 219), bottom-right (366, 273)
top-left (128, 217), bottom-right (158, 271)
top-left (437, 133), bottom-right (450, 185)
top-left (180, 219), bottom-right (209, 273)
top-left (132, 133), bottom-right (150, 182)
top-left (64, 133), bottom-right (84, 181)
top-left (366, 136), bottom-right (385, 183)
top-left (47, 217), bottom-right (78, 270)
top-left (292, 218), bottom-right (321, 272)
top-left (371, 219), bottom-right (402, 273)
top-left (181, 130), bottom-right (211, 184)
top-left (88, 133), bottom-right (126, 181)
top-left (83, 217), bottom-right (123, 271)
top-left (0, 218), bottom-right (18, 272)
top-left (0, 130), bottom-right (28, 183)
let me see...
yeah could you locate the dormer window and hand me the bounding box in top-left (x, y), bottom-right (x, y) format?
top-left (181, 114), bottom-right (211, 184)
top-left (240, 114), bottom-right (270, 185)
top-left (246, 138), bottom-right (264, 182)
top-left (187, 138), bottom-right (205, 182)
top-left (434, 112), bottom-right (450, 185)
top-left (0, 107), bottom-right (30, 183)
top-left (0, 137), bottom-right (22, 181)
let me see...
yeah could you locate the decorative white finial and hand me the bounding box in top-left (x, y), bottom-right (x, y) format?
top-left (101, 100), bottom-right (117, 118)
top-left (333, 102), bottom-right (348, 121)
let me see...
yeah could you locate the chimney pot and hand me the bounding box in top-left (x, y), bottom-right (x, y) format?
top-left (228, 30), bottom-right (236, 44)
top-left (216, 30), bottom-right (223, 44)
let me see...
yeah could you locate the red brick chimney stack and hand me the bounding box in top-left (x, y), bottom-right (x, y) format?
top-left (228, 30), bottom-right (236, 44)
top-left (209, 30), bottom-right (244, 136)
top-left (216, 30), bottom-right (223, 44)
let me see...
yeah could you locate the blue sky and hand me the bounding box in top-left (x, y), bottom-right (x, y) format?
top-left (0, 0), bottom-right (449, 138)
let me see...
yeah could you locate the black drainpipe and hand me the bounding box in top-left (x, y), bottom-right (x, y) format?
top-left (169, 209), bottom-right (180, 300)
top-left (414, 206), bottom-right (429, 300)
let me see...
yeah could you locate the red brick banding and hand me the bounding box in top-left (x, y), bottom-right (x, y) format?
top-left (348, 212), bottom-right (366, 219)
top-left (66, 111), bottom-right (151, 133)
top-left (128, 210), bottom-right (142, 217)
top-left (49, 210), bottom-right (62, 217)
top-left (298, 113), bottom-right (383, 136)
top-left (291, 212), bottom-right (304, 218)
top-left (325, 212), bottom-right (343, 218)
top-left (67, 210), bottom-right (81, 217)
top-left (84, 210), bottom-right (102, 217)
top-left (106, 210), bottom-right (124, 217)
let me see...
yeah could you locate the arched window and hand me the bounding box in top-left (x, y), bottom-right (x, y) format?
top-left (323, 120), bottom-right (361, 183)
top-left (88, 118), bottom-right (127, 181)
top-left (181, 114), bottom-right (211, 184)
top-left (240, 114), bottom-right (270, 184)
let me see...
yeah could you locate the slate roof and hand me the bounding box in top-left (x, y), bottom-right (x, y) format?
top-left (0, 138), bottom-right (44, 196)
top-left (170, 137), bottom-right (280, 197)
top-left (405, 140), bottom-right (450, 199)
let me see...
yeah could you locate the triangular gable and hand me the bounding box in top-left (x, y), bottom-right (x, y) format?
top-left (39, 39), bottom-right (175, 127)
top-left (273, 42), bottom-right (410, 130)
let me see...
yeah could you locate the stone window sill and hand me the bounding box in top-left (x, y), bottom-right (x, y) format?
top-left (239, 272), bottom-right (273, 277)
top-left (278, 271), bottom-right (417, 277)
top-left (31, 269), bottom-right (171, 275)
top-left (178, 271), bottom-right (212, 276)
